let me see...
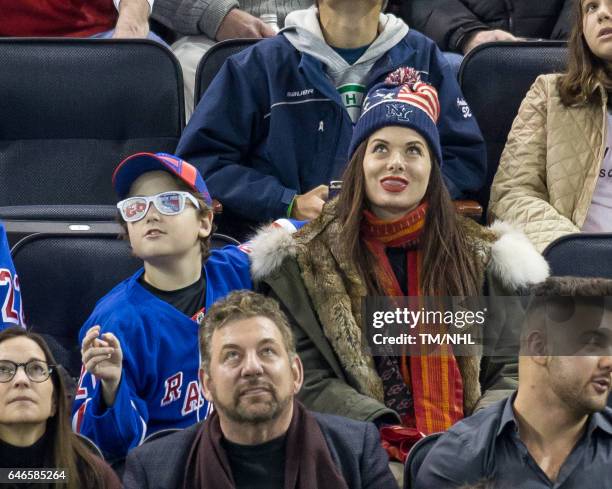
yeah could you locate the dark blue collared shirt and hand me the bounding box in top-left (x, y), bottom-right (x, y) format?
top-left (415, 393), bottom-right (612, 489)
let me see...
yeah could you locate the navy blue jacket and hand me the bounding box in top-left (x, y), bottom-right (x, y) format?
top-left (177, 30), bottom-right (486, 222)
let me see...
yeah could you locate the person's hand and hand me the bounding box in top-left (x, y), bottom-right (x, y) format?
top-left (291, 185), bottom-right (329, 220)
top-left (216, 9), bottom-right (276, 41)
top-left (81, 325), bottom-right (123, 407)
top-left (462, 29), bottom-right (518, 54)
top-left (113, 0), bottom-right (150, 39)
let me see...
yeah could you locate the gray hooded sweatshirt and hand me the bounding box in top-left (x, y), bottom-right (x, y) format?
top-left (283, 7), bottom-right (409, 122)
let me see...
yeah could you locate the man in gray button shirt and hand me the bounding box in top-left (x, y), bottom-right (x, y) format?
top-left (416, 276), bottom-right (612, 489)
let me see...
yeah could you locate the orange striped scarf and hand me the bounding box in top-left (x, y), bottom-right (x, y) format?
top-left (361, 204), bottom-right (464, 434)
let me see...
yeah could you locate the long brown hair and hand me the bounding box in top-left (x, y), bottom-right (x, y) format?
top-left (557, 0), bottom-right (612, 106)
top-left (0, 328), bottom-right (107, 489)
top-left (336, 140), bottom-right (480, 296)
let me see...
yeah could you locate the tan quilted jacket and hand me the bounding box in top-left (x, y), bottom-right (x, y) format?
top-left (489, 74), bottom-right (607, 253)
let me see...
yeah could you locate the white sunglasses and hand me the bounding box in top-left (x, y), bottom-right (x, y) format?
top-left (117, 191), bottom-right (200, 223)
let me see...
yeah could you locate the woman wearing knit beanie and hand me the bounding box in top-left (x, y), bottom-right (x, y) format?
top-left (250, 67), bottom-right (549, 463)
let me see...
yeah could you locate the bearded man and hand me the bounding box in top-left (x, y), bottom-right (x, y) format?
top-left (123, 290), bottom-right (398, 489)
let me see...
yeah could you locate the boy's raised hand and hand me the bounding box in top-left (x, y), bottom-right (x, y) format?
top-left (81, 325), bottom-right (123, 407)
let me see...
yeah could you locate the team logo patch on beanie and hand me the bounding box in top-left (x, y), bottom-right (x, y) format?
top-left (386, 103), bottom-right (413, 121)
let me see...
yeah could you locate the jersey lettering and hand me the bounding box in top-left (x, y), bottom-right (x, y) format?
top-left (161, 371), bottom-right (183, 406)
top-left (0, 269), bottom-right (19, 324)
top-left (75, 365), bottom-right (88, 400)
top-left (13, 276), bottom-right (24, 326)
top-left (181, 380), bottom-right (204, 415)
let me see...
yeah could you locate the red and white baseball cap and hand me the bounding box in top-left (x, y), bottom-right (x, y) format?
top-left (112, 152), bottom-right (212, 206)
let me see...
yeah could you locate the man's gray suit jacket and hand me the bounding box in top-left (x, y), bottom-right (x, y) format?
top-left (123, 411), bottom-right (399, 489)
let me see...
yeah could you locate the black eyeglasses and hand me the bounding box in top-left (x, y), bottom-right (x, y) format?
top-left (0, 360), bottom-right (55, 383)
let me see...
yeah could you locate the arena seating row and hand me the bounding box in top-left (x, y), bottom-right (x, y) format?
top-left (34, 228), bottom-right (606, 478)
top-left (4, 39), bottom-right (611, 477)
top-left (1, 37), bottom-right (597, 374)
top-left (12, 227), bottom-right (612, 383)
top-left (0, 38), bottom-right (568, 245)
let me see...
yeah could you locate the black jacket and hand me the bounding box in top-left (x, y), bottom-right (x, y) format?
top-left (406, 0), bottom-right (574, 52)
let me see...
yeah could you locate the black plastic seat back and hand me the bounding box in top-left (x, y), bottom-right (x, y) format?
top-left (0, 39), bottom-right (184, 209)
top-left (143, 428), bottom-right (182, 444)
top-left (404, 432), bottom-right (442, 489)
top-left (12, 233), bottom-right (141, 377)
top-left (543, 233), bottom-right (612, 278)
top-left (459, 41), bottom-right (567, 212)
top-left (75, 432), bottom-right (105, 460)
top-left (194, 39), bottom-right (259, 106)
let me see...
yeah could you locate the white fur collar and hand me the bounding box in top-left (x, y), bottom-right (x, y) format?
top-left (249, 222), bottom-right (298, 281)
top-left (487, 221), bottom-right (549, 290)
top-left (249, 220), bottom-right (549, 289)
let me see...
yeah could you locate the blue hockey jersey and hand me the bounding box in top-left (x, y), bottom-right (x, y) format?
top-left (71, 245), bottom-right (252, 460)
top-left (0, 222), bottom-right (24, 330)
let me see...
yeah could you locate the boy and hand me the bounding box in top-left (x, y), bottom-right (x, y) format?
top-left (71, 152), bottom-right (253, 460)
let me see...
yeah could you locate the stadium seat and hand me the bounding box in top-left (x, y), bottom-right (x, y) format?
top-left (143, 428), bottom-right (182, 444)
top-left (75, 432), bottom-right (105, 460)
top-left (459, 41), bottom-right (567, 215)
top-left (0, 39), bottom-right (184, 243)
top-left (543, 233), bottom-right (612, 278)
top-left (404, 432), bottom-right (442, 489)
top-left (543, 232), bottom-right (612, 408)
top-left (11, 231), bottom-right (238, 378)
top-left (194, 38), bottom-right (259, 107)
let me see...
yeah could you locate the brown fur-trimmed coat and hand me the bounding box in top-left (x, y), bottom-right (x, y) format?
top-left (250, 203), bottom-right (549, 423)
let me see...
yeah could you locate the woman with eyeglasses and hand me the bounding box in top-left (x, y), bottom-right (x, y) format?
top-left (0, 327), bottom-right (120, 489)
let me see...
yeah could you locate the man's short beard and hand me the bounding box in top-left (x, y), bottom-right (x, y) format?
top-left (554, 384), bottom-right (606, 416)
top-left (548, 360), bottom-right (608, 416)
top-left (210, 378), bottom-right (292, 425)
